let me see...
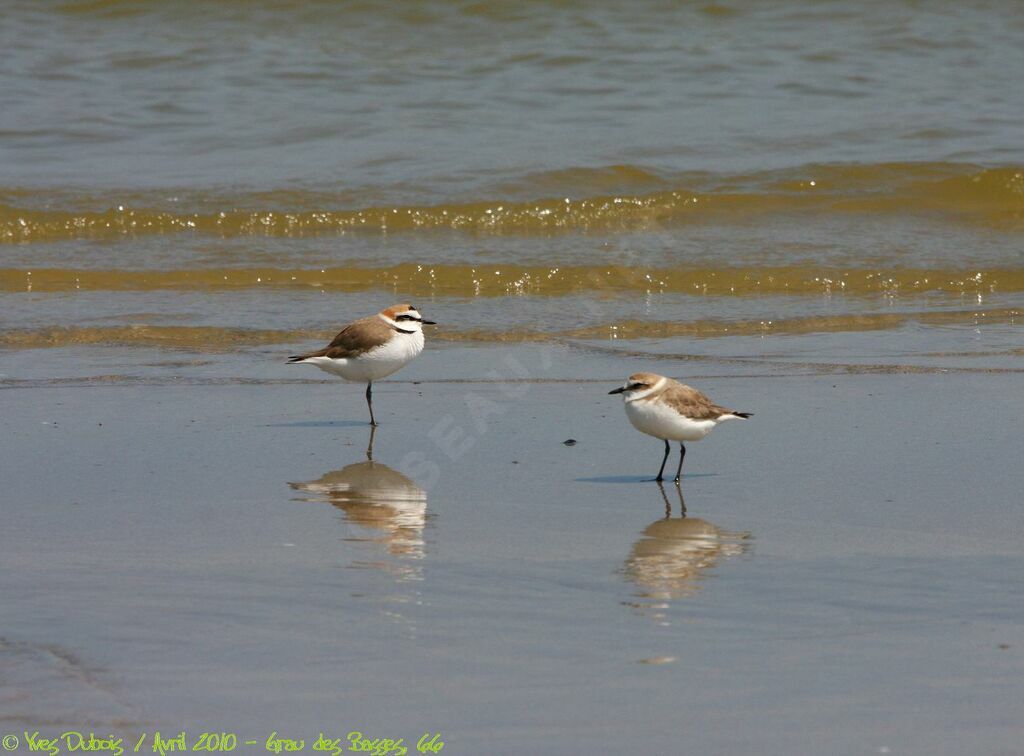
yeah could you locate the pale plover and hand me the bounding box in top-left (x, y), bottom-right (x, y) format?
top-left (609, 372), bottom-right (752, 482)
top-left (288, 304), bottom-right (436, 425)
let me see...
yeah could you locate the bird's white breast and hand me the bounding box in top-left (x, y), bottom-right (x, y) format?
top-left (624, 398), bottom-right (717, 442)
top-left (308, 330), bottom-right (424, 382)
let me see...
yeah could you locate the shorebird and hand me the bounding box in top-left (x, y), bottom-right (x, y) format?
top-left (288, 304), bottom-right (435, 425)
top-left (609, 372), bottom-right (752, 482)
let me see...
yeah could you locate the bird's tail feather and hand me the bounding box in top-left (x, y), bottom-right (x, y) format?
top-left (733, 411), bottom-right (753, 419)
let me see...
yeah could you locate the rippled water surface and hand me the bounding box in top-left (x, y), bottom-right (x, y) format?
top-left (2, 0), bottom-right (1023, 355)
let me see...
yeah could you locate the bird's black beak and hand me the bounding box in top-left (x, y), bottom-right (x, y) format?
top-left (608, 386), bottom-right (626, 395)
top-left (421, 319), bottom-right (437, 325)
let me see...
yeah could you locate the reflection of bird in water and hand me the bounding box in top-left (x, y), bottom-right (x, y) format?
top-left (623, 483), bottom-right (750, 607)
top-left (289, 427), bottom-right (428, 567)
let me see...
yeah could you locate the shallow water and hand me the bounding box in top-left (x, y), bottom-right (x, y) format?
top-left (2, 1), bottom-right (1023, 353)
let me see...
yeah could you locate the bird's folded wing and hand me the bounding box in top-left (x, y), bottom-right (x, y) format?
top-left (664, 384), bottom-right (734, 420)
top-left (292, 316), bottom-right (391, 360)
top-left (319, 317), bottom-right (391, 358)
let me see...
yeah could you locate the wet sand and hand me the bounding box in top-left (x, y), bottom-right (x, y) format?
top-left (2, 339), bottom-right (1023, 754)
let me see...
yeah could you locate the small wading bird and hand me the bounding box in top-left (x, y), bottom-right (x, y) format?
top-left (609, 372), bottom-right (752, 482)
top-left (288, 304), bottom-right (436, 425)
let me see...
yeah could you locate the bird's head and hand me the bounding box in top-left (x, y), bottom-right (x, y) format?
top-left (379, 304), bottom-right (436, 331)
top-left (608, 372), bottom-right (665, 401)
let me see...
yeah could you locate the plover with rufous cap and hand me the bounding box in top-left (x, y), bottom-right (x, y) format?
top-left (609, 372), bottom-right (752, 482)
top-left (288, 304), bottom-right (436, 426)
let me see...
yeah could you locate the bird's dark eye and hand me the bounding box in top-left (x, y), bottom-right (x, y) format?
top-left (396, 314), bottom-right (417, 321)
top-left (630, 383), bottom-right (645, 390)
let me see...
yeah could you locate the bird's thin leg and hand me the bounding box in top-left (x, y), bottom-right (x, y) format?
top-left (673, 443), bottom-right (686, 483)
top-left (655, 439), bottom-right (670, 481)
top-left (366, 382), bottom-right (377, 426)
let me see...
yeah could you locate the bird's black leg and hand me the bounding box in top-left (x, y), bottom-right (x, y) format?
top-left (655, 439), bottom-right (670, 481)
top-left (674, 443), bottom-right (686, 483)
top-left (366, 382), bottom-right (377, 426)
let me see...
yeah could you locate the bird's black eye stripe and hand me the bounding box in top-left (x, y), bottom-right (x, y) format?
top-left (630, 383), bottom-right (645, 390)
top-left (395, 314), bottom-right (420, 321)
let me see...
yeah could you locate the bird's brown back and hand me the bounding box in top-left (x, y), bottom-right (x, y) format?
top-left (296, 315), bottom-right (393, 360)
top-left (657, 380), bottom-right (738, 421)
